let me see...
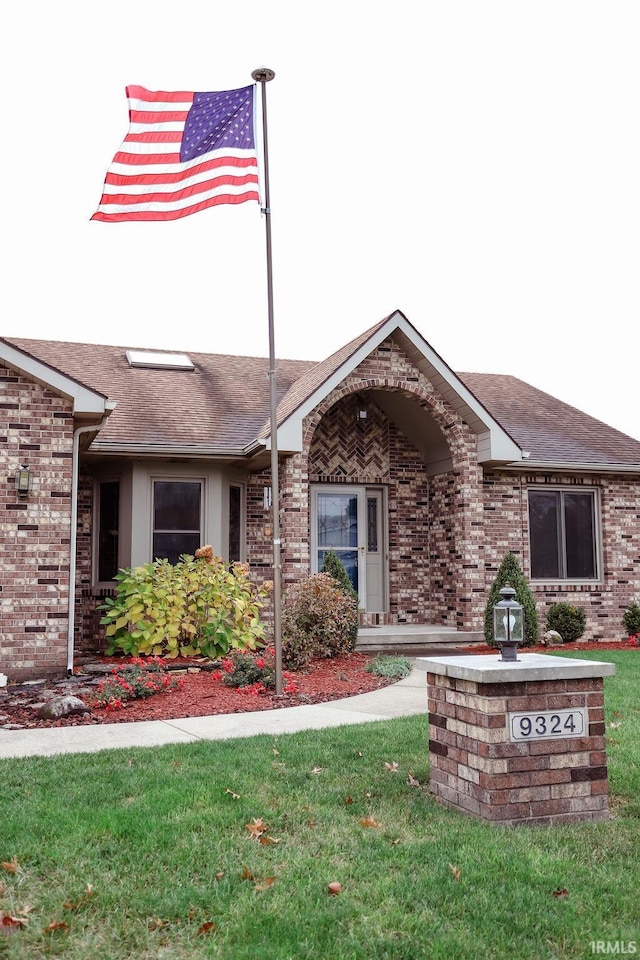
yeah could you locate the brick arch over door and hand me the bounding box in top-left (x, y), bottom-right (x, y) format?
top-left (279, 373), bottom-right (486, 630)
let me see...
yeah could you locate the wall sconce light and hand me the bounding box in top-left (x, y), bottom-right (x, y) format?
top-left (357, 409), bottom-right (367, 422)
top-left (493, 584), bottom-right (524, 662)
top-left (263, 486), bottom-right (272, 510)
top-left (15, 464), bottom-right (31, 498)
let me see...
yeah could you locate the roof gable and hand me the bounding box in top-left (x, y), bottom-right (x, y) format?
top-left (272, 309), bottom-right (523, 465)
top-left (0, 337), bottom-right (113, 418)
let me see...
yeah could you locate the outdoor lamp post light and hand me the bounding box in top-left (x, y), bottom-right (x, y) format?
top-left (15, 464), bottom-right (31, 499)
top-left (493, 584), bottom-right (524, 662)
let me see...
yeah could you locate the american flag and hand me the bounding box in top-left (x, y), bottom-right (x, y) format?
top-left (92, 85), bottom-right (259, 222)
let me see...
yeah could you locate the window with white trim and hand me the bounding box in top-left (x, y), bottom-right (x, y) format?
top-left (152, 480), bottom-right (202, 564)
top-left (528, 488), bottom-right (599, 580)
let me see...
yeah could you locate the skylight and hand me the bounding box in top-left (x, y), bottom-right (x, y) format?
top-left (126, 350), bottom-right (194, 371)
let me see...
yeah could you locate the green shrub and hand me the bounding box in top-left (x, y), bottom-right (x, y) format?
top-left (484, 552), bottom-right (539, 647)
top-left (545, 602), bottom-right (586, 643)
top-left (99, 550), bottom-right (271, 660)
top-left (622, 602), bottom-right (640, 638)
top-left (281, 573), bottom-right (359, 670)
top-left (365, 655), bottom-right (412, 679)
top-left (320, 549), bottom-right (359, 646)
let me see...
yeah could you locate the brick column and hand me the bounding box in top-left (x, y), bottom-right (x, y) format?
top-left (417, 654), bottom-right (616, 827)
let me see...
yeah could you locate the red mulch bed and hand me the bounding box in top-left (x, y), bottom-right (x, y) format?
top-left (0, 653), bottom-right (397, 730)
top-left (458, 641), bottom-right (637, 654)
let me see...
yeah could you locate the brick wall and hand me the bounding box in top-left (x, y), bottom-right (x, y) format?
top-left (0, 364), bottom-right (74, 679)
top-left (483, 471), bottom-right (640, 641)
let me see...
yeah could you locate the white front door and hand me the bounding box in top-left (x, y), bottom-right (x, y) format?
top-left (311, 485), bottom-right (387, 612)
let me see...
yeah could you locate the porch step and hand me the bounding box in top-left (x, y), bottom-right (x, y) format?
top-left (356, 624), bottom-right (484, 656)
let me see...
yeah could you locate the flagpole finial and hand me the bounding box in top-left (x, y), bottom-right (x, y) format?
top-left (251, 66), bottom-right (275, 82)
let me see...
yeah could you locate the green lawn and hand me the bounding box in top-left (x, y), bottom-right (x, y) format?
top-left (1, 650), bottom-right (638, 960)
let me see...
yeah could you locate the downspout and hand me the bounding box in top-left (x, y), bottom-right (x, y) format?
top-left (67, 415), bottom-right (111, 676)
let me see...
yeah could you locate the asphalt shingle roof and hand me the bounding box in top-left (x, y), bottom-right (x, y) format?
top-left (4, 334), bottom-right (640, 467)
top-left (458, 372), bottom-right (640, 465)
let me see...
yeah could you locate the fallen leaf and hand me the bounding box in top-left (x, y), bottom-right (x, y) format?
top-left (259, 835), bottom-right (281, 846)
top-left (197, 921), bottom-right (217, 934)
top-left (254, 877), bottom-right (276, 892)
top-left (149, 917), bottom-right (168, 930)
top-left (0, 914), bottom-right (27, 934)
top-left (449, 864), bottom-right (462, 881)
top-left (355, 751), bottom-right (363, 757)
top-left (609, 721), bottom-right (621, 729)
top-left (44, 921), bottom-right (69, 933)
top-left (224, 788), bottom-right (241, 800)
top-left (553, 888), bottom-right (569, 898)
top-left (241, 866), bottom-right (255, 881)
top-left (272, 745), bottom-right (280, 755)
top-left (360, 816), bottom-right (380, 828)
top-left (215, 871), bottom-right (225, 881)
top-left (245, 818), bottom-right (268, 839)
top-left (311, 767), bottom-right (324, 775)
top-left (1, 858), bottom-right (18, 874)
top-left (391, 838), bottom-right (402, 845)
top-left (343, 796), bottom-right (354, 805)
top-left (327, 881), bottom-right (342, 895)
top-left (385, 761), bottom-right (399, 772)
top-left (407, 772), bottom-right (420, 787)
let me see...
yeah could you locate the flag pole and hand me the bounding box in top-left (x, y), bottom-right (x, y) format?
top-left (251, 66), bottom-right (283, 696)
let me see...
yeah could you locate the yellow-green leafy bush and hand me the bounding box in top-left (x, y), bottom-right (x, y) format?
top-left (99, 551), bottom-right (272, 660)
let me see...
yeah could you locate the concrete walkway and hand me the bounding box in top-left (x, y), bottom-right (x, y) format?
top-left (0, 664), bottom-right (429, 760)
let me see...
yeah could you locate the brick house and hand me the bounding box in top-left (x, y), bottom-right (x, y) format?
top-left (2, 310), bottom-right (640, 680)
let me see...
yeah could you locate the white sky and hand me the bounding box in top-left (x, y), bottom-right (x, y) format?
top-left (4, 1), bottom-right (640, 440)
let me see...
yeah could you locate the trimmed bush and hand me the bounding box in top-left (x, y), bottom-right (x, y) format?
top-left (484, 552), bottom-right (539, 647)
top-left (545, 602), bottom-right (586, 643)
top-left (622, 602), bottom-right (640, 638)
top-left (99, 550), bottom-right (271, 660)
top-left (281, 573), bottom-right (359, 670)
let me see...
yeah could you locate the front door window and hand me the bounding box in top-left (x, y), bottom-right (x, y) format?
top-left (316, 491), bottom-right (359, 592)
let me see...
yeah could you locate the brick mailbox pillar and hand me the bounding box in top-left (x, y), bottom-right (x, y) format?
top-left (416, 654), bottom-right (616, 827)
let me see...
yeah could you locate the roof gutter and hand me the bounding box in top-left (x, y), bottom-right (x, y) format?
top-left (67, 408), bottom-right (115, 676)
top-left (87, 443), bottom-right (248, 458)
top-left (502, 459), bottom-right (640, 475)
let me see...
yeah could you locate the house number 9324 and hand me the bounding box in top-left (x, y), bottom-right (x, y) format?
top-left (508, 707), bottom-right (587, 742)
